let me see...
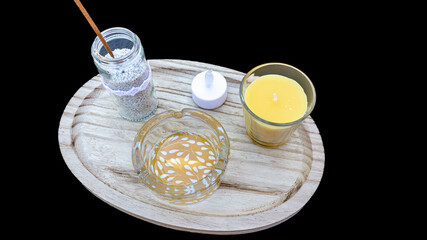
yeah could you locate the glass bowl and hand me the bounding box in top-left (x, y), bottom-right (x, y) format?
top-left (132, 108), bottom-right (230, 204)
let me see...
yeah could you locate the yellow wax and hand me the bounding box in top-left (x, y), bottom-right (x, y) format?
top-left (244, 74), bottom-right (308, 123)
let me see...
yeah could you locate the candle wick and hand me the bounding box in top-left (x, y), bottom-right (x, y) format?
top-left (273, 93), bottom-right (277, 102)
top-left (205, 70), bottom-right (214, 88)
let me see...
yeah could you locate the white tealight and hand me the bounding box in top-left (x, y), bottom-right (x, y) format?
top-left (191, 70), bottom-right (227, 109)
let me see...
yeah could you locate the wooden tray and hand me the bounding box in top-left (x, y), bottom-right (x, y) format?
top-left (58, 59), bottom-right (324, 234)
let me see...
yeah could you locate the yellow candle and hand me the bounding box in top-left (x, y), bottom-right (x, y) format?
top-left (241, 63), bottom-right (315, 148)
top-left (244, 74), bottom-right (308, 123)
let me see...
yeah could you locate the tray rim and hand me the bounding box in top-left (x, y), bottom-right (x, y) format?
top-left (58, 59), bottom-right (325, 234)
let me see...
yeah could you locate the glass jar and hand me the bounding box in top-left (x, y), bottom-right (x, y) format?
top-left (91, 27), bottom-right (158, 121)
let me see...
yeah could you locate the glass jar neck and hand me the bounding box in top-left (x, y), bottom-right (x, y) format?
top-left (91, 27), bottom-right (144, 66)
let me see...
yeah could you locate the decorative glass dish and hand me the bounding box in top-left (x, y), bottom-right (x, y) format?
top-left (132, 108), bottom-right (230, 204)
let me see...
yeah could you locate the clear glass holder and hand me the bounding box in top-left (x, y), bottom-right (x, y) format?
top-left (239, 63), bottom-right (316, 148)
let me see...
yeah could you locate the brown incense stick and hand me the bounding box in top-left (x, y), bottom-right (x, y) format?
top-left (74, 0), bottom-right (115, 58)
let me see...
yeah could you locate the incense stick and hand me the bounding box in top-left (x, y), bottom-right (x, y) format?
top-left (74, 0), bottom-right (115, 58)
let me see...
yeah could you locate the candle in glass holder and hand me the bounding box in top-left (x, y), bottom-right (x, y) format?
top-left (240, 63), bottom-right (316, 148)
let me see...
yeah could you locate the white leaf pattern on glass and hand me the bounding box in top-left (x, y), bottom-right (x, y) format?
top-left (151, 132), bottom-right (217, 186)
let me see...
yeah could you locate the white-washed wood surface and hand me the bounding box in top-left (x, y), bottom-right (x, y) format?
top-left (58, 59), bottom-right (325, 234)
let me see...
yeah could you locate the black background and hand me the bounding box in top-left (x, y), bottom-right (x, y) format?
top-left (18, 0), bottom-right (397, 238)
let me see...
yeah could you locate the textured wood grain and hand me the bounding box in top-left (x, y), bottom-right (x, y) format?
top-left (58, 59), bottom-right (325, 234)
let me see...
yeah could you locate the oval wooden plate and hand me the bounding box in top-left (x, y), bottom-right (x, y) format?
top-left (58, 59), bottom-right (325, 234)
